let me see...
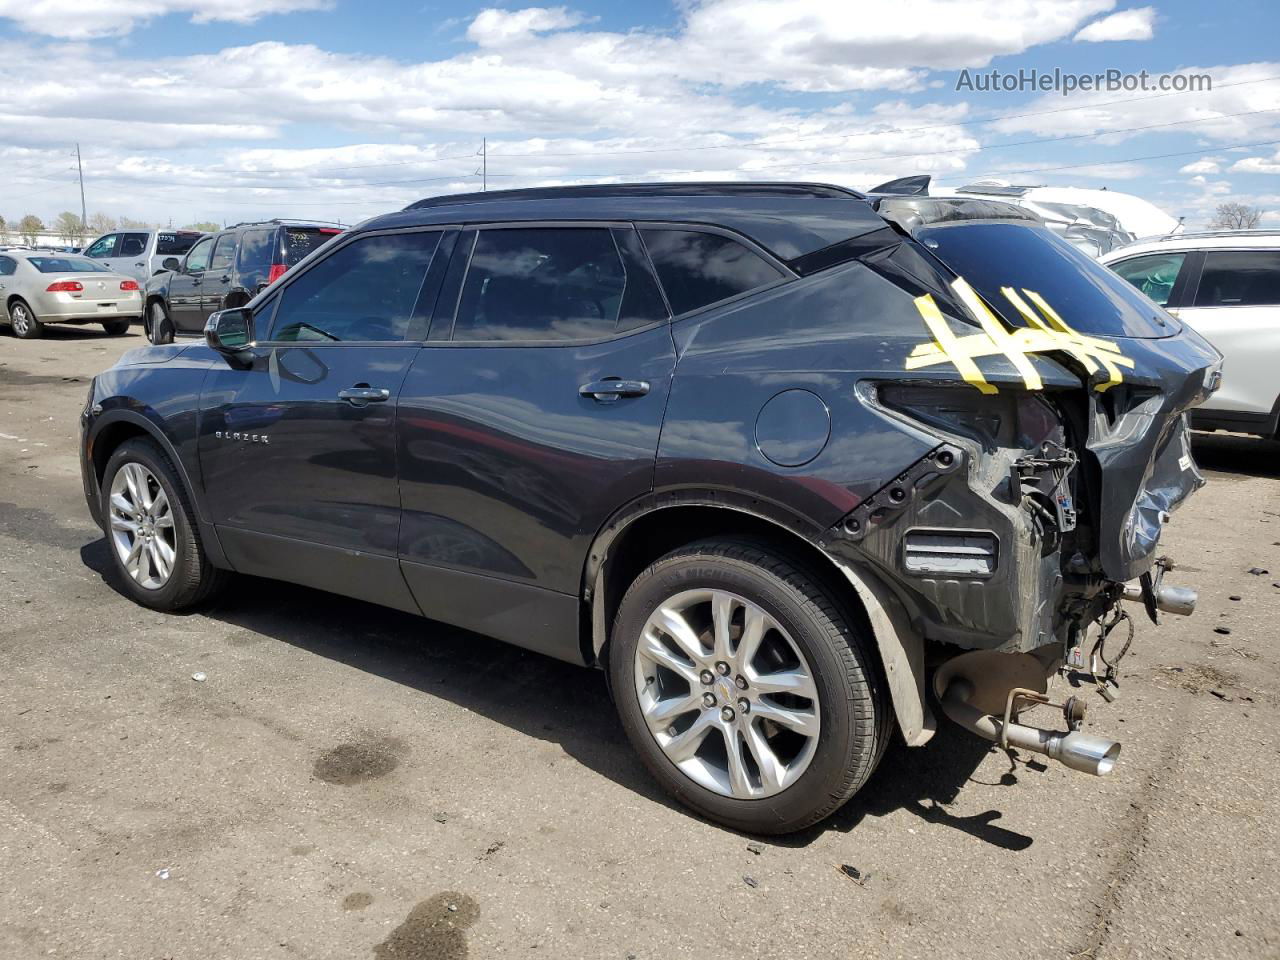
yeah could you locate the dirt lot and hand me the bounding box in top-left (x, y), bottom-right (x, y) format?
top-left (2, 326), bottom-right (1278, 960)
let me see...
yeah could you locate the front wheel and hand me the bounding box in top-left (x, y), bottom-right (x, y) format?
top-left (100, 438), bottom-right (225, 610)
top-left (147, 301), bottom-right (173, 345)
top-left (609, 538), bottom-right (888, 834)
top-left (8, 299), bottom-right (43, 339)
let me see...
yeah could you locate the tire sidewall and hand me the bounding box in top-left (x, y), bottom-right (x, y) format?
top-left (610, 550), bottom-right (871, 832)
top-left (148, 302), bottom-right (172, 344)
top-left (100, 439), bottom-right (198, 610)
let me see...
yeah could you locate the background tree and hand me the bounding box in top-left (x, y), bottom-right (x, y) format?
top-left (1208, 202), bottom-right (1263, 230)
top-left (54, 211), bottom-right (86, 245)
top-left (18, 214), bottom-right (44, 244)
top-left (183, 221), bottom-right (221, 233)
top-left (0, 215), bottom-right (8, 243)
top-left (88, 212), bottom-right (117, 235)
top-left (119, 216), bottom-right (151, 229)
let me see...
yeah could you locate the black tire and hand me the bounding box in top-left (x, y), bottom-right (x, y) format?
top-left (147, 300), bottom-right (173, 345)
top-left (100, 437), bottom-right (226, 611)
top-left (8, 298), bottom-right (43, 339)
top-left (102, 318), bottom-right (132, 336)
top-left (609, 538), bottom-right (889, 834)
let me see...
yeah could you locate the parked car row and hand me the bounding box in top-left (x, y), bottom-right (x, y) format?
top-left (3, 220), bottom-right (341, 340)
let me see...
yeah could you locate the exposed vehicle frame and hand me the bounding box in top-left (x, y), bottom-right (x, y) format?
top-left (80, 181), bottom-right (1220, 833)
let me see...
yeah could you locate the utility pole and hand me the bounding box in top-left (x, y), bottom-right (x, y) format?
top-left (476, 138), bottom-right (487, 191)
top-left (75, 143), bottom-right (86, 233)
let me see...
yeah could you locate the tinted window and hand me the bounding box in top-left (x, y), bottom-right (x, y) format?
top-left (236, 229), bottom-right (276, 286)
top-left (284, 228), bottom-right (338, 266)
top-left (454, 227), bottom-right (664, 342)
top-left (119, 233), bottom-right (148, 257)
top-left (209, 234), bottom-right (236, 272)
top-left (28, 257), bottom-right (111, 273)
top-left (1194, 250), bottom-right (1280, 307)
top-left (184, 237), bottom-right (214, 273)
top-left (0, 257), bottom-right (14, 276)
top-left (640, 228), bottom-right (784, 315)
top-left (1111, 252), bottom-right (1186, 307)
top-left (84, 234), bottom-right (118, 258)
top-left (266, 231), bottom-right (440, 343)
top-left (157, 232), bottom-right (198, 255)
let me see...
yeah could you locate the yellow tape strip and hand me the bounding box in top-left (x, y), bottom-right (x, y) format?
top-left (904, 278), bottom-right (1135, 394)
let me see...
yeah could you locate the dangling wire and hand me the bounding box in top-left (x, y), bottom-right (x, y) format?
top-left (1090, 604), bottom-right (1134, 697)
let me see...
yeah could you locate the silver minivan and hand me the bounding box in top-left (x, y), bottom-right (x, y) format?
top-left (82, 230), bottom-right (204, 284)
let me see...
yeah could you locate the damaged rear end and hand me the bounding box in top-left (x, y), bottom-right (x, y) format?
top-left (827, 197), bottom-right (1222, 775)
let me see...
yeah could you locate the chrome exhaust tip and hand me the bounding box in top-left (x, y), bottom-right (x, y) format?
top-left (1122, 580), bottom-right (1197, 616)
top-left (1049, 731), bottom-right (1121, 777)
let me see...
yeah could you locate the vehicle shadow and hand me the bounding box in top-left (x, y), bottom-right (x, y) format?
top-left (80, 537), bottom-right (1024, 849)
top-left (1, 322), bottom-right (141, 341)
top-left (1191, 431), bottom-right (1280, 480)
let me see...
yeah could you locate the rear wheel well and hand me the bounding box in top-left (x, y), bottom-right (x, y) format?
top-left (591, 505), bottom-right (875, 669)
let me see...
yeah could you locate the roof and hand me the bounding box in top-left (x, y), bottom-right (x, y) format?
top-left (1101, 230), bottom-right (1280, 261)
top-left (363, 181), bottom-right (887, 262)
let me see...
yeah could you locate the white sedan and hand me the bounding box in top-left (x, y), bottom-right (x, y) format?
top-left (0, 250), bottom-right (142, 339)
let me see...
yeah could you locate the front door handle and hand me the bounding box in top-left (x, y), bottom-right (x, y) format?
top-left (338, 384), bottom-right (391, 405)
top-left (579, 378), bottom-right (650, 402)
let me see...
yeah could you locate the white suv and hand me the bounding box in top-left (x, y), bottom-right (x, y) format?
top-left (1102, 232), bottom-right (1280, 438)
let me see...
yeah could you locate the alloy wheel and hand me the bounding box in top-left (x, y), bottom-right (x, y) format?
top-left (10, 304), bottom-right (30, 336)
top-left (108, 462), bottom-right (177, 590)
top-left (633, 588), bottom-right (820, 799)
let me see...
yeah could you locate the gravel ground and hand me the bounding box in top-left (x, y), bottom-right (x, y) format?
top-left (2, 325), bottom-right (1277, 960)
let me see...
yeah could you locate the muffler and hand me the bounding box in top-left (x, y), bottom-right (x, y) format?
top-left (1122, 580), bottom-right (1196, 616)
top-left (941, 677), bottom-right (1121, 776)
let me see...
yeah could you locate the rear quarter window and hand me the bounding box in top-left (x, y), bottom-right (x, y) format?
top-left (236, 229), bottom-right (276, 287)
top-left (639, 228), bottom-right (784, 315)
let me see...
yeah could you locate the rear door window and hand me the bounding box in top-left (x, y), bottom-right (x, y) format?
top-left (452, 226), bottom-right (666, 342)
top-left (1110, 252), bottom-right (1187, 307)
top-left (266, 231), bottom-right (440, 343)
top-left (640, 228), bottom-right (784, 315)
top-left (84, 234), bottom-right (119, 258)
top-left (157, 232), bottom-right (199, 256)
top-left (0, 256), bottom-right (15, 276)
top-left (209, 234), bottom-right (237, 273)
top-left (119, 233), bottom-right (148, 258)
top-left (1193, 250), bottom-right (1280, 307)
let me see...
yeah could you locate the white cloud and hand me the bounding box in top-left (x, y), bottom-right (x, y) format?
top-left (1179, 158), bottom-right (1222, 174)
top-left (1073, 7), bottom-right (1155, 43)
top-left (467, 7), bottom-right (593, 47)
top-left (0, 0), bottom-right (330, 39)
top-left (1230, 151), bottom-right (1280, 174)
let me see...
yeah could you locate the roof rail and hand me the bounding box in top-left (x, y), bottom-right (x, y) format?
top-left (405, 181), bottom-right (864, 210)
top-left (226, 218), bottom-right (346, 229)
top-left (1139, 228), bottom-right (1280, 242)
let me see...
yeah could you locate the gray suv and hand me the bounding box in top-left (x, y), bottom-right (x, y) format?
top-left (82, 229), bottom-right (204, 284)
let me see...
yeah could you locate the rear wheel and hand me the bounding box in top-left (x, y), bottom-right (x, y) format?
top-left (8, 299), bottom-right (43, 339)
top-left (100, 438), bottom-right (225, 610)
top-left (102, 318), bottom-right (132, 336)
top-left (609, 538), bottom-right (888, 834)
top-left (147, 301), bottom-right (173, 344)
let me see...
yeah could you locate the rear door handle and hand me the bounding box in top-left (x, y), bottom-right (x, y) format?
top-left (338, 385), bottom-right (391, 405)
top-left (579, 379), bottom-right (650, 402)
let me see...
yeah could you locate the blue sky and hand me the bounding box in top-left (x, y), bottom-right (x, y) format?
top-left (2, 0), bottom-right (1279, 229)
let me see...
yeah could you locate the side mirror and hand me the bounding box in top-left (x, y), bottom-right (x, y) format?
top-left (162, 257), bottom-right (180, 272)
top-left (205, 307), bottom-right (254, 358)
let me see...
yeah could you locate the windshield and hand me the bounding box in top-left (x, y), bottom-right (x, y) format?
top-left (915, 221), bottom-right (1175, 338)
top-left (28, 257), bottom-right (112, 274)
top-left (284, 228), bottom-right (341, 266)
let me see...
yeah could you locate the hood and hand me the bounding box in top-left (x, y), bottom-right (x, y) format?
top-left (118, 343), bottom-right (193, 367)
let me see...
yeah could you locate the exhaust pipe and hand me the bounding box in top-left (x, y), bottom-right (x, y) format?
top-left (941, 678), bottom-right (1121, 776)
top-left (1122, 581), bottom-right (1197, 616)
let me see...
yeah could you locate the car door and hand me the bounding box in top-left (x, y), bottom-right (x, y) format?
top-left (0, 255), bottom-right (15, 318)
top-left (395, 223), bottom-right (676, 662)
top-left (168, 236), bottom-right (213, 333)
top-left (1175, 248), bottom-right (1280, 415)
top-left (203, 232), bottom-right (238, 317)
top-left (114, 232), bottom-right (151, 283)
top-left (198, 227), bottom-right (444, 612)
